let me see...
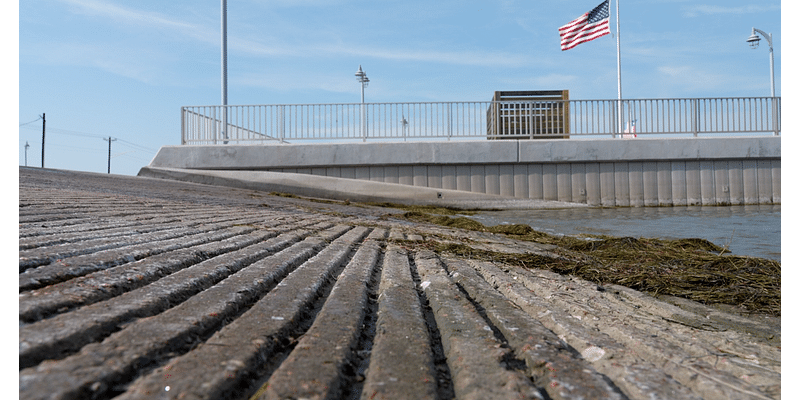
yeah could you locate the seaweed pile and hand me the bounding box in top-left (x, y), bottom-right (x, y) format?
top-left (400, 211), bottom-right (781, 317)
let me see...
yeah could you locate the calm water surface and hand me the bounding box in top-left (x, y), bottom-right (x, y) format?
top-left (468, 205), bottom-right (780, 262)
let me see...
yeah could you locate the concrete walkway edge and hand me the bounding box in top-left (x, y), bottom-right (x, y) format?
top-left (138, 166), bottom-right (587, 210)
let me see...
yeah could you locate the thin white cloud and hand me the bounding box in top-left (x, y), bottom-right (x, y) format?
top-left (654, 65), bottom-right (766, 94)
top-left (225, 30), bottom-right (540, 68)
top-left (54, 0), bottom-right (539, 69)
top-left (331, 45), bottom-right (536, 68)
top-left (57, 0), bottom-right (195, 30)
top-left (26, 41), bottom-right (166, 84)
top-left (683, 4), bottom-right (780, 17)
top-left (54, 0), bottom-right (217, 44)
top-left (234, 71), bottom-right (354, 95)
top-left (657, 66), bottom-right (692, 78)
top-left (247, 0), bottom-right (346, 7)
top-left (501, 74), bottom-right (578, 89)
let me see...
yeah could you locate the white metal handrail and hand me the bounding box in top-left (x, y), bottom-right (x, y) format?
top-left (180, 97), bottom-right (780, 145)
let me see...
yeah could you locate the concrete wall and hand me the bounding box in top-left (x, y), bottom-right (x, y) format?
top-left (145, 136), bottom-right (780, 206)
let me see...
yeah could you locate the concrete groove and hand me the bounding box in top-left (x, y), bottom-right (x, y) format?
top-left (18, 212), bottom-right (301, 282)
top-left (17, 207), bottom-right (246, 234)
top-left (19, 217), bottom-right (191, 250)
top-left (359, 244), bottom-right (439, 400)
top-left (468, 260), bottom-right (778, 400)
top-left (443, 257), bottom-right (626, 400)
top-left (19, 217), bottom-right (147, 238)
top-left (17, 203), bottom-right (212, 224)
top-left (19, 209), bottom-right (279, 261)
top-left (407, 243), bottom-right (458, 400)
top-left (112, 226), bottom-right (372, 400)
top-left (19, 222), bottom-right (252, 271)
top-left (19, 209), bottom-right (282, 239)
top-left (19, 226), bottom-right (254, 285)
top-left (18, 202), bottom-right (191, 217)
top-left (20, 229), bottom-right (293, 368)
top-left (18, 226), bottom-right (318, 323)
top-left (18, 168), bottom-right (780, 400)
top-left (414, 250), bottom-right (544, 400)
top-left (19, 225), bottom-right (363, 399)
top-left (509, 268), bottom-right (776, 400)
top-left (254, 228), bottom-right (385, 400)
top-left (338, 229), bottom-right (387, 400)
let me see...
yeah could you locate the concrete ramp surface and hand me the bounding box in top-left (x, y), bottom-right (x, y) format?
top-left (19, 167), bottom-right (780, 400)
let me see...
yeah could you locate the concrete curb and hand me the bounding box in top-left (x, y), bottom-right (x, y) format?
top-left (138, 166), bottom-right (587, 210)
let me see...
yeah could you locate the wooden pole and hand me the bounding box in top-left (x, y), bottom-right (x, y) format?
top-left (104, 136), bottom-right (116, 174)
top-left (41, 113), bottom-right (45, 168)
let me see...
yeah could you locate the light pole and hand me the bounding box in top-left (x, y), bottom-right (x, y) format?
top-left (355, 65), bottom-right (369, 140)
top-left (221, 0), bottom-right (229, 143)
top-left (746, 27), bottom-right (776, 97)
top-left (747, 27), bottom-right (779, 136)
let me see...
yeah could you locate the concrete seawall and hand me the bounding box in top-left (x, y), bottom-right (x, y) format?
top-left (141, 136), bottom-right (780, 206)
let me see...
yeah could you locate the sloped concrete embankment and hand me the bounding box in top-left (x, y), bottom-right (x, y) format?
top-left (19, 168), bottom-right (780, 400)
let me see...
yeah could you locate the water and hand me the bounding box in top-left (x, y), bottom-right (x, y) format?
top-left (467, 205), bottom-right (781, 262)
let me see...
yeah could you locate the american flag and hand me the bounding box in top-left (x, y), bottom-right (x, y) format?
top-left (559, 1), bottom-right (611, 51)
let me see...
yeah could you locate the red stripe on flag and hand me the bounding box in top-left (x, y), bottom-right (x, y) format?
top-left (558, 2), bottom-right (611, 51)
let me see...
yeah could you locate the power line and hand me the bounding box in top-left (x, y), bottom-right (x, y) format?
top-left (19, 117), bottom-right (42, 127)
top-left (49, 143), bottom-right (107, 152)
top-left (19, 124), bottom-right (158, 154)
top-left (115, 138), bottom-right (157, 153)
top-left (38, 127), bottom-right (106, 139)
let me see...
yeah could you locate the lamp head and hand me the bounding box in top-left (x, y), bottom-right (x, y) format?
top-left (355, 65), bottom-right (366, 79)
top-left (747, 31), bottom-right (761, 49)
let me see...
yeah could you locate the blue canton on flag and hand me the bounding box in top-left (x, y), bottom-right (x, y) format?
top-left (559, 0), bottom-right (611, 51)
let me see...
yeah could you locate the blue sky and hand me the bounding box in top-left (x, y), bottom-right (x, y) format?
top-left (16, 0), bottom-right (784, 176)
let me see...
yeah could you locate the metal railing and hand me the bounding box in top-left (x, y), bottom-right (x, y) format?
top-left (180, 97), bottom-right (780, 145)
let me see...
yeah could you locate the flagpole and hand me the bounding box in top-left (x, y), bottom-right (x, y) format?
top-left (615, 0), bottom-right (622, 137)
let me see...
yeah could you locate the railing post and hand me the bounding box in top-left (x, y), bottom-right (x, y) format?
top-left (528, 101), bottom-right (534, 139)
top-left (212, 106), bottom-right (218, 145)
top-left (222, 105), bottom-right (229, 144)
top-left (448, 103), bottom-right (452, 140)
top-left (772, 97), bottom-right (780, 136)
top-left (361, 103), bottom-right (366, 142)
top-left (180, 107), bottom-right (186, 145)
top-left (279, 105), bottom-right (285, 143)
top-left (692, 99), bottom-right (698, 137)
top-left (611, 101), bottom-right (617, 138)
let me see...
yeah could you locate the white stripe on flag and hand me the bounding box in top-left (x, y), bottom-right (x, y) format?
top-left (559, 1), bottom-right (611, 51)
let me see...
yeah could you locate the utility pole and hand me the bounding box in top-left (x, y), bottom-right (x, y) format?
top-left (24, 141), bottom-right (30, 166)
top-left (41, 113), bottom-right (45, 168)
top-left (104, 136), bottom-right (116, 174)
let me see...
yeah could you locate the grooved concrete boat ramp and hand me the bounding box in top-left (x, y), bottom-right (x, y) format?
top-left (19, 167), bottom-right (780, 400)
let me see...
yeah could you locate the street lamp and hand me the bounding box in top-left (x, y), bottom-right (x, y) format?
top-left (355, 65), bottom-right (370, 140)
top-left (746, 27), bottom-right (776, 97)
top-left (355, 65), bottom-right (369, 102)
